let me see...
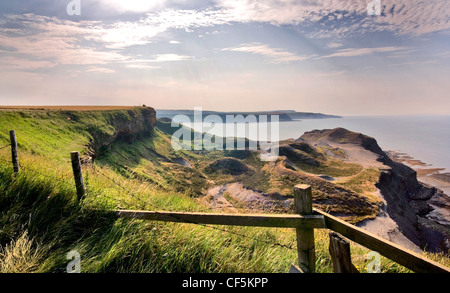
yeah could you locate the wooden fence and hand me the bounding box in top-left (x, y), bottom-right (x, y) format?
top-left (3, 131), bottom-right (450, 273)
top-left (115, 187), bottom-right (450, 273)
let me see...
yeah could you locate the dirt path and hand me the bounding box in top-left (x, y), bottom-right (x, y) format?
top-left (201, 182), bottom-right (293, 212)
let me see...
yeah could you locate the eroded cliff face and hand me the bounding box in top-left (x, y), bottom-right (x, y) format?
top-left (376, 169), bottom-right (422, 246)
top-left (366, 134), bottom-right (448, 252)
top-left (104, 107), bottom-right (157, 144)
top-left (301, 128), bottom-right (449, 253)
top-left (78, 107), bottom-right (156, 160)
top-left (376, 165), bottom-right (449, 252)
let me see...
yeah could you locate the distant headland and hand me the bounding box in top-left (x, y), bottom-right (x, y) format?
top-left (156, 109), bottom-right (342, 122)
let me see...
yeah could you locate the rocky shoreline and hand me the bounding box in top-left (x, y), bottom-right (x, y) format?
top-left (387, 150), bottom-right (450, 196)
top-left (386, 150), bottom-right (450, 250)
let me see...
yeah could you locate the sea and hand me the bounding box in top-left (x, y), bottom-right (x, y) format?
top-left (183, 115), bottom-right (450, 172)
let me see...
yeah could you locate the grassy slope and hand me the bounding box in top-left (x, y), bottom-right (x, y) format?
top-left (0, 108), bottom-right (149, 161)
top-left (0, 110), bottom-right (89, 161)
top-left (0, 109), bottom-right (448, 273)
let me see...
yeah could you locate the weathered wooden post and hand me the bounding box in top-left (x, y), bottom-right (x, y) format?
top-left (328, 232), bottom-right (359, 273)
top-left (294, 184), bottom-right (315, 273)
top-left (71, 151), bottom-right (86, 200)
top-left (9, 130), bottom-right (19, 173)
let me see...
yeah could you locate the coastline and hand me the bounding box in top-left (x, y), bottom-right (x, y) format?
top-left (386, 150), bottom-right (450, 196)
top-left (386, 150), bottom-right (450, 246)
top-left (199, 131), bottom-right (450, 253)
top-left (349, 149), bottom-right (450, 253)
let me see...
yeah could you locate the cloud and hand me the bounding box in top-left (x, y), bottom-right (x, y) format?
top-left (80, 9), bottom-right (235, 49)
top-left (90, 0), bottom-right (449, 43)
top-left (218, 0), bottom-right (450, 37)
top-left (94, 0), bottom-right (167, 13)
top-left (0, 1), bottom-right (447, 80)
top-left (221, 42), bottom-right (309, 63)
top-left (1, 0), bottom-right (448, 57)
top-left (0, 55), bottom-right (56, 71)
top-left (123, 54), bottom-right (192, 69)
top-left (92, 0), bottom-right (213, 13)
top-left (327, 42), bottom-right (343, 49)
top-left (86, 66), bottom-right (116, 74)
top-left (149, 54), bottom-right (192, 62)
top-left (125, 64), bottom-right (161, 69)
top-left (0, 10), bottom-right (206, 75)
top-left (320, 46), bottom-right (409, 58)
top-left (377, 0), bottom-right (450, 36)
top-left (85, 20), bottom-right (163, 49)
top-left (0, 14), bottom-right (127, 67)
top-left (313, 70), bottom-right (348, 77)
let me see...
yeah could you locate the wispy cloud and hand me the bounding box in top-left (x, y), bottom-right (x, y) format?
top-left (0, 13), bottom-right (196, 73)
top-left (0, 14), bottom-right (127, 68)
top-left (125, 64), bottom-right (161, 70)
top-left (94, 0), bottom-right (167, 13)
top-left (0, 56), bottom-right (56, 70)
top-left (123, 54), bottom-right (192, 69)
top-left (313, 70), bottom-right (348, 77)
top-left (149, 54), bottom-right (192, 62)
top-left (86, 66), bottom-right (116, 74)
top-left (327, 42), bottom-right (343, 49)
top-left (221, 42), bottom-right (308, 64)
top-left (320, 46), bottom-right (410, 59)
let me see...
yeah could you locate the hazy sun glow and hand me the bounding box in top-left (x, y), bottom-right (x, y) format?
top-left (104, 0), bottom-right (166, 12)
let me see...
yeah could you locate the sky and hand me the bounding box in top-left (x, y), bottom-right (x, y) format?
top-left (0, 0), bottom-right (449, 115)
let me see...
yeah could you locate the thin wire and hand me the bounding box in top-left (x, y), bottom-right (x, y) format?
top-left (0, 152), bottom-right (295, 251)
top-left (87, 167), bottom-right (146, 210)
top-left (0, 156), bottom-right (11, 164)
top-left (90, 165), bottom-right (149, 210)
top-left (90, 164), bottom-right (295, 250)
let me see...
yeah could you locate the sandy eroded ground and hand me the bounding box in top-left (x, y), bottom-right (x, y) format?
top-left (200, 139), bottom-right (449, 252)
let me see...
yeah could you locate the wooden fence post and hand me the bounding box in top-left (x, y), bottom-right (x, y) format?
top-left (328, 232), bottom-right (359, 273)
top-left (294, 184), bottom-right (315, 273)
top-left (71, 151), bottom-right (86, 200)
top-left (9, 130), bottom-right (19, 173)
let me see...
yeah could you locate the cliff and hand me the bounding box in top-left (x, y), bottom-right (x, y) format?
top-left (64, 107), bottom-right (157, 160)
top-left (301, 128), bottom-right (449, 252)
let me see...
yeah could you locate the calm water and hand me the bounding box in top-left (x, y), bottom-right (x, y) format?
top-left (185, 116), bottom-right (450, 171)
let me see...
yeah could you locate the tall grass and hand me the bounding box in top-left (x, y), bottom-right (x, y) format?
top-left (0, 231), bottom-right (47, 273)
top-left (0, 153), bottom-right (299, 273)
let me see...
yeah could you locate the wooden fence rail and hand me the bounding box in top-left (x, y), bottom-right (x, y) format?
top-left (116, 210), bottom-right (326, 229)
top-left (117, 205), bottom-right (450, 273)
top-left (314, 208), bottom-right (450, 273)
top-left (116, 204), bottom-right (450, 273)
